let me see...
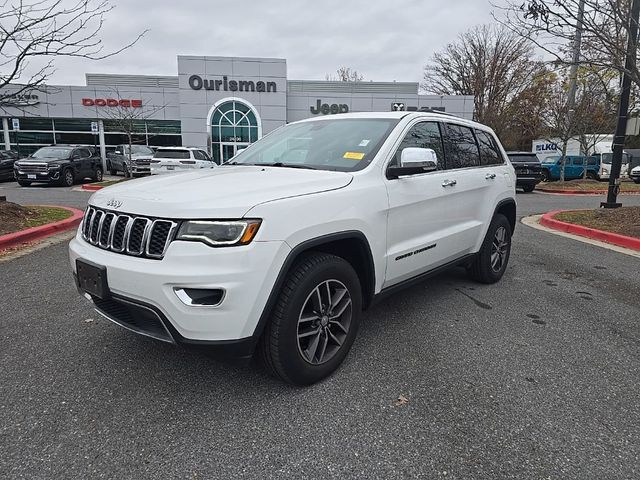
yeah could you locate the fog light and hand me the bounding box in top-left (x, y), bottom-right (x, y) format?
top-left (174, 287), bottom-right (225, 307)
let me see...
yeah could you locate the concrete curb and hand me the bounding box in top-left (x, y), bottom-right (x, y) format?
top-left (0, 206), bottom-right (84, 250)
top-left (540, 210), bottom-right (640, 251)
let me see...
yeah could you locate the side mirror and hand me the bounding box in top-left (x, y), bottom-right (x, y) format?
top-left (387, 148), bottom-right (438, 179)
top-left (114, 150), bottom-right (122, 155)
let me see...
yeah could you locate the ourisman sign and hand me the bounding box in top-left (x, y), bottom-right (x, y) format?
top-left (188, 74), bottom-right (277, 93)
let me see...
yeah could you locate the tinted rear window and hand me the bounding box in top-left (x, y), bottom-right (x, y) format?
top-left (155, 150), bottom-right (190, 159)
top-left (443, 124), bottom-right (480, 169)
top-left (508, 154), bottom-right (539, 163)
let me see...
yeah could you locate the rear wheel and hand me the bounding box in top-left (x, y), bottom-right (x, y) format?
top-left (522, 183), bottom-right (535, 193)
top-left (93, 167), bottom-right (103, 182)
top-left (259, 252), bottom-right (362, 385)
top-left (123, 164), bottom-right (130, 178)
top-left (17, 180), bottom-right (31, 187)
top-left (468, 214), bottom-right (512, 284)
top-left (634, 179), bottom-right (640, 184)
top-left (541, 170), bottom-right (550, 182)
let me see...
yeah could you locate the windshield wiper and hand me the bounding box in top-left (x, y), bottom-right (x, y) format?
top-left (260, 162), bottom-right (318, 170)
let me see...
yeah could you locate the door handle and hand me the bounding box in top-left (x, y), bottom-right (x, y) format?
top-left (485, 173), bottom-right (497, 180)
top-left (442, 179), bottom-right (457, 187)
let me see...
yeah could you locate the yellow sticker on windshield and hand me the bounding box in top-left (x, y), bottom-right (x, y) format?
top-left (343, 152), bottom-right (365, 160)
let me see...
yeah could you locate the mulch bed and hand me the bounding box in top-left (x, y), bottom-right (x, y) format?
top-left (542, 179), bottom-right (640, 192)
top-left (554, 207), bottom-right (640, 239)
top-left (0, 202), bottom-right (72, 236)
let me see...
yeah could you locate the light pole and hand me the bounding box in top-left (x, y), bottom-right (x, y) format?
top-left (601, 0), bottom-right (640, 208)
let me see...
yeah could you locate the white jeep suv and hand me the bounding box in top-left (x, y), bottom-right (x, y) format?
top-left (69, 112), bottom-right (516, 385)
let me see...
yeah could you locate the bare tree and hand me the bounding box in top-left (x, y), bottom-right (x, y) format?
top-left (0, 0), bottom-right (145, 109)
top-left (325, 67), bottom-right (364, 82)
top-left (422, 24), bottom-right (549, 141)
top-left (97, 89), bottom-right (166, 173)
top-left (538, 67), bottom-right (618, 180)
top-left (497, 1), bottom-right (638, 88)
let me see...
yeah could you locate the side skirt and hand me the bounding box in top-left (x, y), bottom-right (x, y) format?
top-left (373, 253), bottom-right (476, 305)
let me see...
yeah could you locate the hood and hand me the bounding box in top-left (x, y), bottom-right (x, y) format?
top-left (89, 166), bottom-right (353, 218)
top-left (16, 158), bottom-right (67, 166)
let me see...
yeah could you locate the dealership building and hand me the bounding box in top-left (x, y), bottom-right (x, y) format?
top-left (1, 55), bottom-right (474, 163)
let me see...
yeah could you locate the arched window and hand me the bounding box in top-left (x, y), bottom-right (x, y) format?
top-left (209, 99), bottom-right (260, 164)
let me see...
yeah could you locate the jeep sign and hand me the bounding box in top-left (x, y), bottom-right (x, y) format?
top-left (310, 99), bottom-right (349, 115)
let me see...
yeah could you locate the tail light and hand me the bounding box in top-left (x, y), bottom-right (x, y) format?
top-left (180, 160), bottom-right (196, 165)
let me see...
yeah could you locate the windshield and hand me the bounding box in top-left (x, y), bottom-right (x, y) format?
top-left (225, 118), bottom-right (399, 172)
top-left (601, 153), bottom-right (630, 165)
top-left (124, 145), bottom-right (152, 155)
top-left (30, 147), bottom-right (72, 159)
top-left (508, 154), bottom-right (539, 163)
top-left (154, 149), bottom-right (190, 159)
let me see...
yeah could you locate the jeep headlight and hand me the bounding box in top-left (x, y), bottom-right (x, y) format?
top-left (176, 219), bottom-right (261, 246)
top-left (48, 165), bottom-right (61, 170)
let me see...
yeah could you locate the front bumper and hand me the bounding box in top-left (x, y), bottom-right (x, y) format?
top-left (69, 230), bottom-right (291, 348)
top-left (131, 165), bottom-right (150, 175)
top-left (14, 169), bottom-right (60, 183)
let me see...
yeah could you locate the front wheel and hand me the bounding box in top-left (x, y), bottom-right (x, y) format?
top-left (123, 164), bottom-right (130, 178)
top-left (522, 183), bottom-right (535, 193)
top-left (259, 252), bottom-right (362, 385)
top-left (61, 168), bottom-right (74, 187)
top-left (93, 167), bottom-right (103, 182)
top-left (634, 179), bottom-right (640, 184)
top-left (468, 214), bottom-right (512, 284)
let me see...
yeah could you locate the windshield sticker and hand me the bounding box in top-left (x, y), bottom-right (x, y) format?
top-left (358, 140), bottom-right (371, 147)
top-left (343, 152), bottom-right (365, 160)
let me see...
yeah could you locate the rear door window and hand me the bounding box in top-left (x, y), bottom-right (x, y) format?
top-left (475, 130), bottom-right (504, 165)
top-left (442, 123), bottom-right (480, 169)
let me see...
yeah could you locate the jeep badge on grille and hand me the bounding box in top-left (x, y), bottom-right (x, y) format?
top-left (106, 199), bottom-right (123, 209)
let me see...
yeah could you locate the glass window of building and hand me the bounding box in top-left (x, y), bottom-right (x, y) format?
top-left (210, 100), bottom-right (260, 164)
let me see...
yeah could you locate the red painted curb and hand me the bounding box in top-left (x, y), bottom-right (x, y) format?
top-left (0, 206), bottom-right (84, 251)
top-left (81, 184), bottom-right (103, 191)
top-left (540, 210), bottom-right (640, 251)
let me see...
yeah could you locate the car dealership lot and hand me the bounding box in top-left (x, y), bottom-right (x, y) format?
top-left (1, 187), bottom-right (639, 479)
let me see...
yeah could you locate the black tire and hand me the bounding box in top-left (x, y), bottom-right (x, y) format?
top-left (123, 164), bottom-right (130, 178)
top-left (93, 166), bottom-right (103, 182)
top-left (259, 252), bottom-right (362, 385)
top-left (634, 179), bottom-right (640, 184)
top-left (17, 180), bottom-right (31, 187)
top-left (61, 168), bottom-right (74, 187)
top-left (522, 183), bottom-right (535, 193)
top-left (586, 172), bottom-right (596, 180)
top-left (468, 214), bottom-right (512, 284)
top-left (541, 170), bottom-right (550, 182)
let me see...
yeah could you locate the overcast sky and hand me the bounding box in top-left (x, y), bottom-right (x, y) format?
top-left (45, 0), bottom-right (497, 86)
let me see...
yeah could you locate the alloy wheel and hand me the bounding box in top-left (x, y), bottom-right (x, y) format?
top-left (297, 279), bottom-right (352, 365)
top-left (490, 226), bottom-right (509, 272)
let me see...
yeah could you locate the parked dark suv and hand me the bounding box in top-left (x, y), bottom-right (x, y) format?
top-left (507, 152), bottom-right (543, 192)
top-left (0, 150), bottom-right (19, 181)
top-left (14, 145), bottom-right (103, 187)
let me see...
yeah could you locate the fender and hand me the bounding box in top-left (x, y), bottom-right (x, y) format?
top-left (250, 230), bottom-right (376, 342)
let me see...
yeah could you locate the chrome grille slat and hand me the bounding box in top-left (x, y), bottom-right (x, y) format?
top-left (81, 207), bottom-right (175, 260)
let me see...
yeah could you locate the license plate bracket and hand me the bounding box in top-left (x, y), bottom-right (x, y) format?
top-left (76, 259), bottom-right (109, 299)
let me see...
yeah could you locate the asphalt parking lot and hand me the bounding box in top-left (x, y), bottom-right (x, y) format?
top-left (1, 180), bottom-right (639, 479)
